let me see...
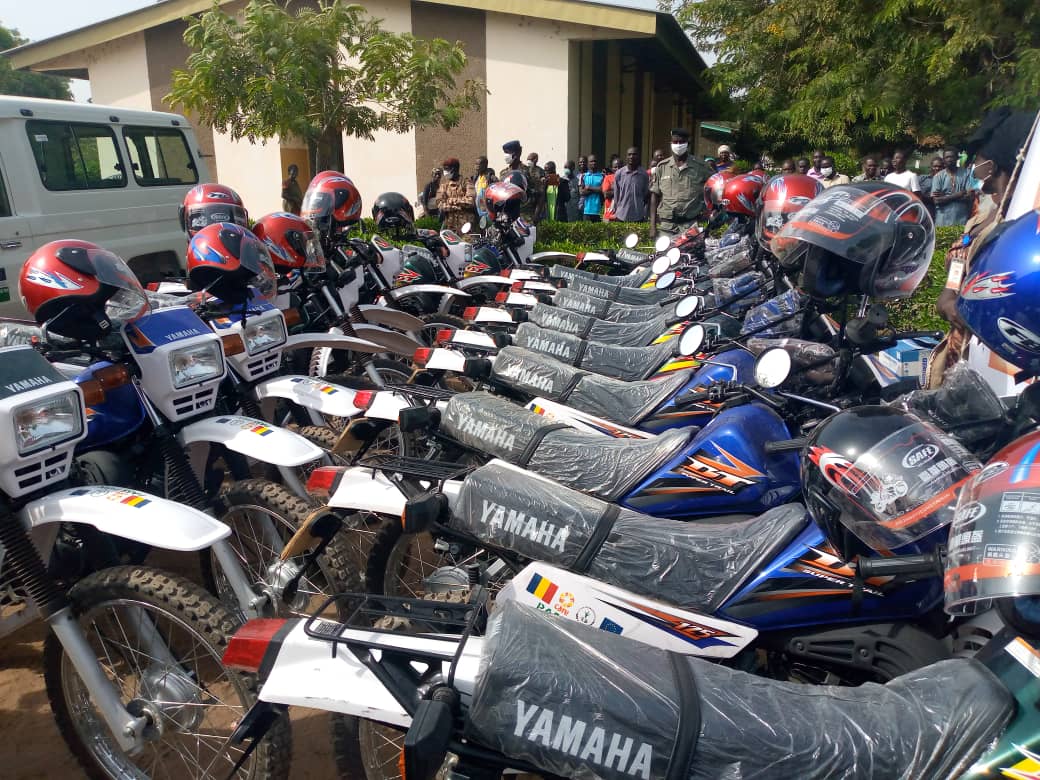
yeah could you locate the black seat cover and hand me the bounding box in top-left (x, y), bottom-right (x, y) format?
top-left (551, 264), bottom-right (652, 288)
top-left (452, 459), bottom-right (806, 608)
top-left (491, 346), bottom-right (690, 425)
top-left (527, 303), bottom-right (669, 347)
top-left (469, 601), bottom-right (1014, 780)
top-left (442, 392), bottom-right (690, 500)
top-left (559, 274), bottom-right (673, 306)
top-left (553, 288), bottom-right (668, 323)
top-left (514, 322), bottom-right (675, 381)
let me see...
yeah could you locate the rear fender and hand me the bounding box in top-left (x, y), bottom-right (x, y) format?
top-left (326, 467), bottom-right (408, 514)
top-left (465, 306), bottom-right (515, 325)
top-left (22, 487), bottom-right (230, 552)
top-left (455, 276), bottom-right (514, 291)
top-left (179, 416), bottom-right (323, 467)
top-left (366, 391), bottom-right (413, 422)
top-left (354, 305), bottom-right (425, 332)
top-left (445, 330), bottom-right (498, 350)
top-left (507, 269), bottom-right (543, 281)
top-left (253, 375), bottom-right (362, 419)
top-left (500, 291), bottom-right (539, 307)
top-left (423, 348), bottom-right (468, 371)
top-left (350, 324), bottom-right (423, 358)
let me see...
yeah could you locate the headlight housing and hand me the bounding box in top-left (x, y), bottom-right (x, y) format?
top-left (242, 316), bottom-right (287, 355)
top-left (169, 341), bottom-right (224, 389)
top-left (14, 390), bottom-right (84, 455)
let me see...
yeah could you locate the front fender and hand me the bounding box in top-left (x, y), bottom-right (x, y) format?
top-left (529, 251), bottom-right (577, 262)
top-left (179, 415), bottom-right (323, 467)
top-left (283, 332), bottom-right (385, 355)
top-left (254, 375), bottom-right (362, 419)
top-left (507, 269), bottom-right (543, 281)
top-left (455, 275), bottom-right (514, 291)
top-left (326, 467), bottom-right (407, 515)
top-left (355, 304), bottom-right (425, 332)
top-left (23, 487), bottom-right (230, 551)
top-left (349, 324), bottom-right (423, 358)
top-left (391, 284), bottom-right (470, 300)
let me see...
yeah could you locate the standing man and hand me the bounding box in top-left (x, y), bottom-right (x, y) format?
top-left (648, 148), bottom-right (666, 177)
top-left (471, 156), bottom-right (497, 221)
top-left (575, 155), bottom-right (589, 215)
top-left (419, 167), bottom-right (442, 219)
top-left (602, 155), bottom-right (622, 222)
top-left (715, 145), bottom-right (735, 172)
top-left (281, 164), bottom-right (303, 215)
top-left (437, 158), bottom-right (474, 233)
top-left (879, 156), bottom-right (893, 178)
top-left (931, 148), bottom-right (973, 227)
top-left (807, 150), bottom-right (825, 180)
top-left (779, 159), bottom-right (796, 174)
top-left (884, 149), bottom-right (921, 193)
top-left (564, 160), bottom-right (581, 222)
top-left (526, 152), bottom-right (547, 221)
top-left (500, 140), bottom-right (544, 223)
top-left (649, 128), bottom-right (713, 236)
top-left (795, 157), bottom-right (811, 175)
top-left (580, 155), bottom-right (605, 222)
top-left (852, 156), bottom-right (879, 182)
top-left (818, 155), bottom-right (850, 188)
top-left (612, 147), bottom-right (650, 222)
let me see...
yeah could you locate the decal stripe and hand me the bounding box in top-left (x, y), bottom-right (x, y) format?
top-left (1012, 440), bottom-right (1040, 484)
top-left (120, 495), bottom-right (152, 508)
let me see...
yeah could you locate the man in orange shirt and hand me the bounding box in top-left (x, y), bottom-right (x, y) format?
top-left (602, 155), bottom-right (622, 221)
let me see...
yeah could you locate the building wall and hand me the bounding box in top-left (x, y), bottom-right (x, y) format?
top-left (85, 33), bottom-right (151, 109)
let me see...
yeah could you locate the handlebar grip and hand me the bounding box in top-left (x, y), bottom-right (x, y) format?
top-left (681, 390), bottom-right (710, 404)
top-left (764, 438), bottom-right (806, 454)
top-left (856, 553), bottom-right (941, 579)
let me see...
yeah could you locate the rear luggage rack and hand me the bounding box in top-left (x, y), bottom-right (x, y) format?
top-left (383, 383), bottom-right (458, 402)
top-left (359, 453), bottom-right (475, 481)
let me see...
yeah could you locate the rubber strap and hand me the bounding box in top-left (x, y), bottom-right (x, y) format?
top-left (579, 317), bottom-right (596, 340)
top-left (571, 338), bottom-right (589, 367)
top-left (665, 652), bottom-right (700, 780)
top-left (569, 504), bottom-right (620, 572)
top-left (557, 370), bottom-right (591, 402)
top-left (515, 423), bottom-right (569, 467)
top-left (608, 285), bottom-right (622, 302)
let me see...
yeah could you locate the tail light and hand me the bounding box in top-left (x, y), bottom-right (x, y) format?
top-left (576, 252), bottom-right (586, 262)
top-left (510, 281), bottom-right (524, 292)
top-left (494, 292), bottom-right (509, 303)
top-left (462, 307), bottom-right (479, 320)
top-left (306, 466), bottom-right (346, 498)
top-left (353, 390), bottom-right (375, 410)
top-left (414, 348), bottom-right (432, 367)
top-left (434, 329), bottom-right (454, 345)
top-left (223, 619), bottom-right (289, 673)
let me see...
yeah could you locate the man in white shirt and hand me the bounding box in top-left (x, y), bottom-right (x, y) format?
top-left (883, 149), bottom-right (920, 193)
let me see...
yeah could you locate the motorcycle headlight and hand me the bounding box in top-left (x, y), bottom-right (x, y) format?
top-left (242, 316), bottom-right (287, 355)
top-left (169, 341), bottom-right (224, 389)
top-left (14, 390), bottom-right (83, 455)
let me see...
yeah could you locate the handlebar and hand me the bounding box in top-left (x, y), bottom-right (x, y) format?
top-left (856, 549), bottom-right (944, 579)
top-left (764, 437), bottom-right (806, 453)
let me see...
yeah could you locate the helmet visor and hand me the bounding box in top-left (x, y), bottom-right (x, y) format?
top-left (810, 419), bottom-right (979, 553)
top-left (301, 190), bottom-right (333, 223)
top-left (188, 204), bottom-right (247, 235)
top-left (54, 245), bottom-right (149, 322)
top-left (303, 232), bottom-right (326, 272)
top-left (239, 239), bottom-right (277, 301)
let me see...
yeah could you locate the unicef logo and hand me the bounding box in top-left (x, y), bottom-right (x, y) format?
top-left (902, 443), bottom-right (939, 469)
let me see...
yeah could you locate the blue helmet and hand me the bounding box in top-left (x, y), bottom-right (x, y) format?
top-left (957, 209), bottom-right (1040, 377)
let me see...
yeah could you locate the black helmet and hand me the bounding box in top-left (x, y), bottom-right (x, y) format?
top-left (372, 192), bottom-right (415, 231)
top-left (802, 406), bottom-right (980, 561)
top-left (394, 245), bottom-right (442, 288)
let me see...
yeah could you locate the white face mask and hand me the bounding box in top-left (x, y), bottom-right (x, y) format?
top-left (505, 155), bottom-right (515, 165)
top-left (671, 143), bottom-right (689, 157)
top-left (821, 167), bottom-right (834, 177)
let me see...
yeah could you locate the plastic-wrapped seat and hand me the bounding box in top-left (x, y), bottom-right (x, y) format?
top-left (491, 346), bottom-right (691, 426)
top-left (514, 322), bottom-right (675, 381)
top-left (442, 393), bottom-right (691, 500)
top-left (551, 263), bottom-right (652, 288)
top-left (451, 458), bottom-right (803, 604)
top-left (553, 288), bottom-right (668, 322)
top-left (468, 601), bottom-right (1014, 780)
top-left (558, 274), bottom-right (673, 306)
top-left (527, 304), bottom-right (669, 347)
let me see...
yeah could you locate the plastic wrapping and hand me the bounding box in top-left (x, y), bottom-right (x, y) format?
top-left (708, 246), bottom-right (754, 278)
top-left (444, 400), bottom-right (689, 499)
top-left (0, 321), bottom-right (43, 347)
top-left (705, 235), bottom-right (752, 267)
top-left (552, 264), bottom-right (653, 288)
top-left (741, 288), bottom-right (807, 337)
top-left (552, 289), bottom-right (667, 324)
top-left (712, 271), bottom-right (766, 316)
top-left (514, 323), bottom-right (675, 381)
top-left (889, 362), bottom-right (1007, 451)
top-left (748, 337), bottom-right (837, 385)
top-left (527, 304), bottom-right (668, 347)
top-left (453, 459), bottom-right (806, 604)
top-left (561, 274), bottom-right (672, 306)
top-left (491, 346), bottom-right (691, 425)
top-left (469, 600), bottom-right (1014, 780)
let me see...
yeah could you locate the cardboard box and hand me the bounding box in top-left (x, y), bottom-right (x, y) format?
top-left (876, 338), bottom-right (937, 381)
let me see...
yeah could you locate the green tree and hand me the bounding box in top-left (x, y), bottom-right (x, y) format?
top-left (671, 0), bottom-right (1040, 152)
top-left (168, 0), bottom-right (484, 171)
top-left (0, 25), bottom-right (72, 100)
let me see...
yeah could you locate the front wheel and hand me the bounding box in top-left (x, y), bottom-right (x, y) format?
top-left (44, 565), bottom-right (291, 780)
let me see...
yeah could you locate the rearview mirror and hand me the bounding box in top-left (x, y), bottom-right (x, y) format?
top-left (651, 256), bottom-right (671, 275)
top-left (675, 295), bottom-right (701, 319)
top-left (754, 348), bottom-right (792, 389)
top-left (624, 233), bottom-right (639, 249)
top-left (655, 270), bottom-right (678, 290)
top-left (666, 247), bottom-right (681, 266)
top-left (460, 222), bottom-right (472, 235)
top-left (678, 323), bottom-right (706, 357)
top-left (654, 235), bottom-right (671, 253)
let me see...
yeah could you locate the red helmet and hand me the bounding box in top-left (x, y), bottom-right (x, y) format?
top-left (20, 240), bottom-right (148, 338)
top-left (186, 223), bottom-right (277, 304)
top-left (485, 181), bottom-right (524, 224)
top-left (755, 174), bottom-right (824, 250)
top-left (252, 212), bottom-right (326, 272)
top-left (722, 173), bottom-right (767, 217)
top-left (704, 170), bottom-right (736, 213)
top-left (180, 184), bottom-right (248, 237)
top-left (301, 174), bottom-right (363, 238)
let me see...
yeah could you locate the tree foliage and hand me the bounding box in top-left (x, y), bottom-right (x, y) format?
top-left (672, 0), bottom-right (1040, 152)
top-left (168, 0), bottom-right (484, 169)
top-left (0, 26), bottom-right (72, 100)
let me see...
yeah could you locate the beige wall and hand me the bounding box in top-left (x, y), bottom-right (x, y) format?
top-left (86, 32), bottom-right (151, 109)
top-left (212, 132), bottom-right (285, 216)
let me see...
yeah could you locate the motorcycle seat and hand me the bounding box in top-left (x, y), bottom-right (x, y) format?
top-left (514, 322), bottom-right (675, 382)
top-left (527, 303), bottom-right (670, 347)
top-left (491, 346), bottom-right (691, 426)
top-left (555, 272), bottom-right (672, 306)
top-left (442, 392), bottom-right (692, 501)
top-left (551, 263), bottom-right (652, 288)
top-left (470, 600), bottom-right (1014, 780)
top-left (553, 288), bottom-right (669, 323)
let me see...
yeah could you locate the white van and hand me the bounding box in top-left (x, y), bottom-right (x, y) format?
top-left (0, 95), bottom-right (210, 317)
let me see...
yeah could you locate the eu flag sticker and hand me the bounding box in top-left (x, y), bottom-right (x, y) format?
top-left (599, 617), bottom-right (623, 635)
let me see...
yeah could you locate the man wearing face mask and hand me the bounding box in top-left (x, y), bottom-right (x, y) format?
top-left (931, 148), bottom-right (973, 227)
top-left (500, 140), bottom-right (544, 223)
top-left (818, 155), bottom-right (850, 188)
top-left (437, 157), bottom-right (475, 233)
top-left (650, 128), bottom-right (713, 236)
top-left (472, 156), bottom-right (497, 221)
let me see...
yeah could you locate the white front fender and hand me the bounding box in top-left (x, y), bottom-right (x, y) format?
top-left (254, 375), bottom-right (362, 419)
top-left (507, 268), bottom-right (543, 281)
top-left (391, 284), bottom-right (470, 300)
top-left (326, 467), bottom-right (408, 515)
top-left (455, 275), bottom-right (514, 291)
top-left (529, 250), bottom-right (577, 262)
top-left (283, 332), bottom-right (385, 355)
top-left (179, 415), bottom-right (323, 467)
top-left (22, 487), bottom-right (230, 552)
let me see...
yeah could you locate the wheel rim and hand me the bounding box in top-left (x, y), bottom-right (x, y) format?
top-left (60, 597), bottom-right (255, 779)
top-left (382, 532), bottom-right (490, 599)
top-left (358, 721), bottom-right (407, 780)
top-left (219, 502), bottom-right (342, 619)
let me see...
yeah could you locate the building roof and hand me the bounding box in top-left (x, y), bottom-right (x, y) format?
top-left (4, 0), bottom-right (705, 82)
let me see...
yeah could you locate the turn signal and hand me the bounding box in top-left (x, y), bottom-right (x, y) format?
top-left (92, 363), bottom-right (131, 390)
top-left (283, 307), bottom-right (302, 327)
top-left (353, 390), bottom-right (375, 410)
top-left (510, 282), bottom-right (524, 292)
top-left (413, 348), bottom-right (432, 367)
top-left (220, 333), bottom-right (246, 356)
top-left (494, 292), bottom-right (509, 303)
top-left (223, 619), bottom-right (288, 673)
top-left (461, 307), bottom-right (479, 320)
top-left (434, 329), bottom-right (454, 345)
top-left (80, 379), bottom-right (105, 407)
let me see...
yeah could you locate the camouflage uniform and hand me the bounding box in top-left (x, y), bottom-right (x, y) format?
top-left (500, 164), bottom-right (545, 222)
top-left (437, 176), bottom-right (476, 233)
top-left (650, 156), bottom-right (713, 235)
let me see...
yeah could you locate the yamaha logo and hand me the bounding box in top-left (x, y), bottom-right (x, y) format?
top-left (902, 443), bottom-right (940, 469)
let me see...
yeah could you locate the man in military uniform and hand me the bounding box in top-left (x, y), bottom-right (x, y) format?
top-left (436, 157), bottom-right (475, 233)
top-left (650, 128), bottom-right (713, 236)
top-left (500, 140), bottom-right (544, 223)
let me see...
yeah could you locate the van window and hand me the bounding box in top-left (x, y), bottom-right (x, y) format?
top-left (122, 127), bottom-right (199, 187)
top-left (0, 172), bottom-right (11, 218)
top-left (26, 120), bottom-right (127, 190)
